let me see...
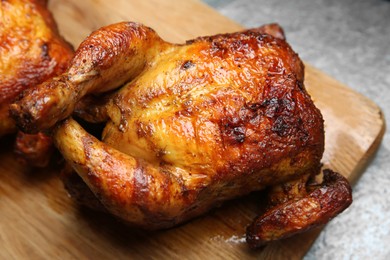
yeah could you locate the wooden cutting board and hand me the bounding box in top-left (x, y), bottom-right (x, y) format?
top-left (0, 0), bottom-right (385, 259)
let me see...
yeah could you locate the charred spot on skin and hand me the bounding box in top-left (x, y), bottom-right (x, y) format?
top-left (180, 60), bottom-right (195, 70)
top-left (256, 34), bottom-right (266, 43)
top-left (246, 102), bottom-right (265, 112)
top-left (296, 117), bottom-right (310, 142)
top-left (40, 42), bottom-right (50, 59)
top-left (233, 126), bottom-right (246, 143)
top-left (222, 123), bottom-right (246, 144)
top-left (272, 116), bottom-right (290, 137)
top-left (265, 97), bottom-right (279, 118)
top-left (281, 98), bottom-right (295, 111)
top-left (263, 97), bottom-right (295, 119)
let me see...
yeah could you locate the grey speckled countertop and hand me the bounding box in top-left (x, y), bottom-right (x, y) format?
top-left (203, 0), bottom-right (390, 259)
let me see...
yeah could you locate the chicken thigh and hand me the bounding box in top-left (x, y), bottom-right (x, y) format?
top-left (11, 22), bottom-right (352, 247)
top-left (0, 0), bottom-right (73, 166)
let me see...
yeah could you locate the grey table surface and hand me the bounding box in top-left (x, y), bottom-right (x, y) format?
top-left (203, 0), bottom-right (390, 259)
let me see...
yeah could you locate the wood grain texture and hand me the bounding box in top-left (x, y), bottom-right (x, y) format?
top-left (0, 0), bottom-right (385, 259)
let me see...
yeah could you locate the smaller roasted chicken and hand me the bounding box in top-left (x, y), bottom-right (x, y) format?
top-left (11, 22), bottom-right (352, 247)
top-left (0, 0), bottom-right (73, 166)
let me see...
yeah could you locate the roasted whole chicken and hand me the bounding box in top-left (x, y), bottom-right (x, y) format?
top-left (10, 22), bottom-right (352, 247)
top-left (0, 0), bottom-right (73, 166)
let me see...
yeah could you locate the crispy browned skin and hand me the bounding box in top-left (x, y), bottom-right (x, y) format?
top-left (11, 22), bottom-right (352, 246)
top-left (0, 0), bottom-right (73, 166)
top-left (246, 169), bottom-right (352, 248)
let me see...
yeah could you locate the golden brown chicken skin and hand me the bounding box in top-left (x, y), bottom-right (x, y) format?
top-left (0, 0), bottom-right (73, 166)
top-left (10, 22), bottom-right (352, 247)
